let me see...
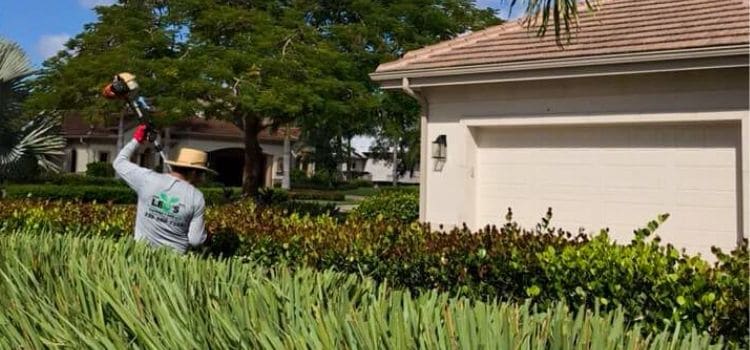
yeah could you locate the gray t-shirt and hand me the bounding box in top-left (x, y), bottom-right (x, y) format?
top-left (113, 140), bottom-right (207, 254)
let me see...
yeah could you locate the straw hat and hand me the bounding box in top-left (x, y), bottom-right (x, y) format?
top-left (116, 72), bottom-right (139, 91)
top-left (166, 148), bottom-right (217, 174)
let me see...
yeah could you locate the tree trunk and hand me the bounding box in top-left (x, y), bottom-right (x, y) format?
top-left (347, 136), bottom-right (353, 181)
top-left (392, 138), bottom-right (399, 187)
top-left (282, 124), bottom-right (291, 190)
top-left (242, 114), bottom-right (264, 196)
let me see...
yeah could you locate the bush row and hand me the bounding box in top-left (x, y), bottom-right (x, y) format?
top-left (288, 189), bottom-right (346, 202)
top-left (351, 190), bottom-right (419, 223)
top-left (9, 172), bottom-right (227, 188)
top-left (3, 185), bottom-right (238, 205)
top-left (4, 184), bottom-right (347, 203)
top-left (0, 200), bottom-right (747, 346)
top-left (0, 231), bottom-right (720, 349)
top-left (290, 169), bottom-right (373, 190)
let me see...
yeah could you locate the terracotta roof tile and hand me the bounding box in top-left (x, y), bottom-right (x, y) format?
top-left (63, 114), bottom-right (300, 142)
top-left (170, 118), bottom-right (301, 142)
top-left (376, 0), bottom-right (750, 73)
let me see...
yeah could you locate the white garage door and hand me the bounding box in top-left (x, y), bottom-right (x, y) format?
top-left (476, 122), bottom-right (741, 257)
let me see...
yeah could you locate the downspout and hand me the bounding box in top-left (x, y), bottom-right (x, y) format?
top-left (401, 77), bottom-right (429, 222)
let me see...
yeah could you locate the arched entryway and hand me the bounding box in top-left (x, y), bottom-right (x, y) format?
top-left (208, 148), bottom-right (244, 186)
top-left (207, 148), bottom-right (274, 187)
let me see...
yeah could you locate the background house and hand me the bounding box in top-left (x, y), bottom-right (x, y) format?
top-left (62, 115), bottom-right (301, 187)
top-left (371, 0), bottom-right (749, 257)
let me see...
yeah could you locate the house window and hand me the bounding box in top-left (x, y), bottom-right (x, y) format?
top-left (98, 151), bottom-right (110, 163)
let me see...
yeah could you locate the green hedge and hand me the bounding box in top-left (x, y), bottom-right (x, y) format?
top-left (10, 173), bottom-right (227, 188)
top-left (4, 185), bottom-right (238, 205)
top-left (5, 185), bottom-right (136, 203)
top-left (288, 189), bottom-right (345, 202)
top-left (85, 161), bottom-right (115, 177)
top-left (351, 190), bottom-right (419, 223)
top-left (10, 173), bottom-right (126, 187)
top-left (0, 200), bottom-right (747, 346)
top-left (0, 232), bottom-right (721, 349)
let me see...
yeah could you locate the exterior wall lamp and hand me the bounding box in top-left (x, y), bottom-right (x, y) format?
top-left (432, 134), bottom-right (446, 171)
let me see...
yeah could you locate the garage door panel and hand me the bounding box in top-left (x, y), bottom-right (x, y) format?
top-left (676, 167), bottom-right (737, 191)
top-left (675, 190), bottom-right (736, 208)
top-left (673, 149), bottom-right (737, 167)
top-left (476, 123), bottom-right (740, 257)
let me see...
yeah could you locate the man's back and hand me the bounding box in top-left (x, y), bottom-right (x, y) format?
top-left (114, 138), bottom-right (207, 254)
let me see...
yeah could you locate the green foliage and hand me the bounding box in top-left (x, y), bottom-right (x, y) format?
top-left (351, 190), bottom-right (419, 223)
top-left (13, 173), bottom-right (125, 186)
top-left (1, 200), bottom-right (747, 346)
top-left (292, 169), bottom-right (371, 191)
top-left (256, 187), bottom-right (340, 217)
top-left (3, 185), bottom-right (237, 205)
top-left (0, 38), bottom-right (64, 178)
top-left (289, 189), bottom-right (345, 202)
top-left (84, 161), bottom-right (115, 178)
top-left (0, 232), bottom-right (721, 349)
top-left (5, 185), bottom-right (135, 203)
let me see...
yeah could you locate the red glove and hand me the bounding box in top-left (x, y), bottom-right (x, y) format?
top-left (133, 124), bottom-right (148, 143)
top-left (102, 84), bottom-right (118, 99)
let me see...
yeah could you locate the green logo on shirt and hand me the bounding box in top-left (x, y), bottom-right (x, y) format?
top-left (151, 192), bottom-right (181, 214)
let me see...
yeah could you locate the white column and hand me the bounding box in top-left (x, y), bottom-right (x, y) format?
top-left (742, 115), bottom-right (749, 245)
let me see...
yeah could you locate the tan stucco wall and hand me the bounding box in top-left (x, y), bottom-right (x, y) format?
top-left (420, 67), bottom-right (749, 246)
top-left (64, 142), bottom-right (118, 173)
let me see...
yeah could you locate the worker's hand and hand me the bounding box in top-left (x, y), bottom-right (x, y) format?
top-left (101, 83), bottom-right (120, 99)
top-left (133, 124), bottom-right (149, 144)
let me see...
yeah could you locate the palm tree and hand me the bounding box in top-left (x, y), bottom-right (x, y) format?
top-left (509, 0), bottom-right (599, 43)
top-left (0, 38), bottom-right (64, 181)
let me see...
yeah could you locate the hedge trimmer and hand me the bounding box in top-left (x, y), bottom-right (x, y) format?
top-left (102, 72), bottom-right (170, 171)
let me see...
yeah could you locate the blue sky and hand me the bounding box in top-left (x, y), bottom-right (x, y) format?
top-left (1, 1), bottom-right (517, 68)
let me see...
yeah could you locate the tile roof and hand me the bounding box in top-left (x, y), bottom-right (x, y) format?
top-left (63, 114), bottom-right (300, 142)
top-left (62, 113), bottom-right (123, 138)
top-left (376, 0), bottom-right (750, 73)
top-left (169, 118), bottom-right (301, 142)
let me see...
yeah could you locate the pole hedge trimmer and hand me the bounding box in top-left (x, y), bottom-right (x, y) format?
top-left (102, 72), bottom-right (170, 171)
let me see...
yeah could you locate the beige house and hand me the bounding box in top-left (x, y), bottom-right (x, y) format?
top-left (62, 115), bottom-right (301, 187)
top-left (371, 0), bottom-right (749, 257)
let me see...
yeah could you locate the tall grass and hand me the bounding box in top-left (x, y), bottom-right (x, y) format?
top-left (0, 231), bottom-right (722, 349)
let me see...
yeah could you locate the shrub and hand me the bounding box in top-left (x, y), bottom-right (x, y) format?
top-left (8, 173), bottom-right (126, 187)
top-left (0, 232), bottom-right (721, 349)
top-left (351, 190), bottom-right (419, 223)
top-left (5, 185), bottom-right (136, 203)
top-left (85, 161), bottom-right (115, 178)
top-left (255, 188), bottom-right (340, 217)
top-left (4, 185), bottom-right (238, 205)
top-left (1, 200), bottom-right (747, 345)
top-left (288, 189), bottom-right (345, 202)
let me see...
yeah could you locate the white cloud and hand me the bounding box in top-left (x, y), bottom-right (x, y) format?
top-left (37, 34), bottom-right (71, 59)
top-left (78, 0), bottom-right (117, 8)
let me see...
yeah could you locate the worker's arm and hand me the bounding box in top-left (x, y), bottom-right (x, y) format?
top-left (113, 125), bottom-right (151, 194)
top-left (187, 193), bottom-right (208, 247)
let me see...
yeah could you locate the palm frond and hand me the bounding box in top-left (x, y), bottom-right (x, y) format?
top-left (0, 112), bottom-right (66, 176)
top-left (0, 38), bottom-right (33, 82)
top-left (515, 0), bottom-right (600, 45)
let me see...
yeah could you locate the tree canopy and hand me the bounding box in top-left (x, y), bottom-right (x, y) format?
top-left (25, 0), bottom-right (500, 192)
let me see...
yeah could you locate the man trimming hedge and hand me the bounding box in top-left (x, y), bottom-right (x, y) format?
top-left (114, 124), bottom-right (213, 253)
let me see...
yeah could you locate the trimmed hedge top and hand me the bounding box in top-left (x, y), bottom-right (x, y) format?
top-left (0, 200), bottom-right (747, 346)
